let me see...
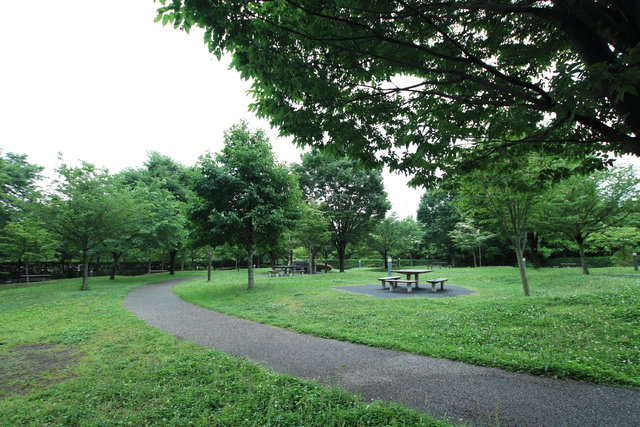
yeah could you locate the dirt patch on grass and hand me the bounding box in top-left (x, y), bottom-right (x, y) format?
top-left (0, 344), bottom-right (83, 396)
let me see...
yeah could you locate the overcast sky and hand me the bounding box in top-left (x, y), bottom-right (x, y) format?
top-left (0, 0), bottom-right (423, 218)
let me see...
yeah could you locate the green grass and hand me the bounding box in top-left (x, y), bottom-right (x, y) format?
top-left (0, 273), bottom-right (449, 427)
top-left (174, 266), bottom-right (640, 388)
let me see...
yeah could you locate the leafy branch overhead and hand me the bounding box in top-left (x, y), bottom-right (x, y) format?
top-left (157, 0), bottom-right (639, 184)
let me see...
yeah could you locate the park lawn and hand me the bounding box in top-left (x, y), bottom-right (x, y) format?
top-left (0, 273), bottom-right (449, 427)
top-left (174, 266), bottom-right (640, 389)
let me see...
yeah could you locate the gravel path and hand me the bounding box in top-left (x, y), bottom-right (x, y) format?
top-left (125, 277), bottom-right (640, 427)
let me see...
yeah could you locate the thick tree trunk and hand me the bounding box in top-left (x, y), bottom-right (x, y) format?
top-left (169, 249), bottom-right (178, 275)
top-left (576, 235), bottom-right (590, 275)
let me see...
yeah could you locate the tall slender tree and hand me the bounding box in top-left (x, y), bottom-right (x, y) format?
top-left (454, 155), bottom-right (552, 296)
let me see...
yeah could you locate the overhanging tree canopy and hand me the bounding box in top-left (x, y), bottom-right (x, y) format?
top-left (158, 0), bottom-right (639, 184)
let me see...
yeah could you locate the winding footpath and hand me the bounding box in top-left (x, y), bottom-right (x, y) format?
top-left (125, 278), bottom-right (640, 427)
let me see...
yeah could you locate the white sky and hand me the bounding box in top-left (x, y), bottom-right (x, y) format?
top-left (0, 0), bottom-right (423, 218)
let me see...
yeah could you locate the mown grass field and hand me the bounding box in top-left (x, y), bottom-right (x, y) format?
top-left (174, 266), bottom-right (640, 388)
top-left (0, 272), bottom-right (448, 427)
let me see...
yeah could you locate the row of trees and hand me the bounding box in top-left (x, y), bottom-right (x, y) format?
top-left (0, 122), bottom-right (392, 290)
top-left (420, 157), bottom-right (640, 295)
top-left (2, 126), bottom-right (638, 294)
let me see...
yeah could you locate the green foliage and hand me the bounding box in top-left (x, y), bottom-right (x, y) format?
top-left (0, 274), bottom-right (447, 427)
top-left (38, 162), bottom-right (144, 290)
top-left (537, 165), bottom-right (640, 274)
top-left (175, 267), bottom-right (640, 388)
top-left (157, 1), bottom-right (639, 185)
top-left (291, 200), bottom-right (332, 269)
top-left (189, 121), bottom-right (302, 288)
top-left (448, 220), bottom-right (496, 267)
top-left (416, 190), bottom-right (461, 262)
top-left (0, 218), bottom-right (55, 264)
top-left (0, 151), bottom-right (43, 226)
top-left (292, 150), bottom-right (390, 271)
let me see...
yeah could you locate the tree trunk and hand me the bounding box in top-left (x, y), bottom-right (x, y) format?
top-left (247, 246), bottom-right (255, 289)
top-left (576, 235), bottom-right (590, 275)
top-left (528, 232), bottom-right (542, 269)
top-left (515, 243), bottom-right (530, 296)
top-left (207, 246), bottom-right (212, 282)
top-left (110, 251), bottom-right (123, 280)
top-left (81, 249), bottom-right (90, 291)
top-left (24, 260), bottom-right (30, 283)
top-left (169, 249), bottom-right (178, 275)
top-left (308, 245), bottom-right (316, 274)
top-left (337, 243), bottom-right (347, 272)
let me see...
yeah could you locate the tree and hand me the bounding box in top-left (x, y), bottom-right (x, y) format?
top-left (366, 213), bottom-right (405, 267)
top-left (39, 163), bottom-right (142, 291)
top-left (120, 152), bottom-right (192, 274)
top-left (538, 165), bottom-right (640, 274)
top-left (0, 218), bottom-right (55, 282)
top-left (292, 150), bottom-right (390, 272)
top-left (449, 219), bottom-right (496, 268)
top-left (394, 216), bottom-right (425, 264)
top-left (158, 1), bottom-right (639, 184)
top-left (454, 155), bottom-right (551, 296)
top-left (291, 200), bottom-right (331, 274)
top-left (188, 121), bottom-right (302, 289)
top-left (101, 181), bottom-right (182, 279)
top-left (0, 151), bottom-right (43, 226)
top-left (416, 190), bottom-right (461, 264)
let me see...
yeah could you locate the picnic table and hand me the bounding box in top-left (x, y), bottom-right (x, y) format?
top-left (560, 263), bottom-right (578, 268)
top-left (431, 262), bottom-right (446, 269)
top-left (270, 265), bottom-right (304, 276)
top-left (19, 274), bottom-right (51, 282)
top-left (377, 269), bottom-right (434, 292)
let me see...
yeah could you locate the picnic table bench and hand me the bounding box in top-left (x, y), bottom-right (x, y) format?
top-left (426, 278), bottom-right (449, 292)
top-left (268, 269), bottom-right (281, 277)
top-left (377, 276), bottom-right (419, 292)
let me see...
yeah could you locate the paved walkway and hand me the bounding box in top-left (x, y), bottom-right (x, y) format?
top-left (125, 278), bottom-right (640, 427)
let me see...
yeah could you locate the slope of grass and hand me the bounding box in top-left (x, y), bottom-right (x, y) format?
top-left (0, 273), bottom-right (449, 427)
top-left (175, 266), bottom-right (640, 388)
